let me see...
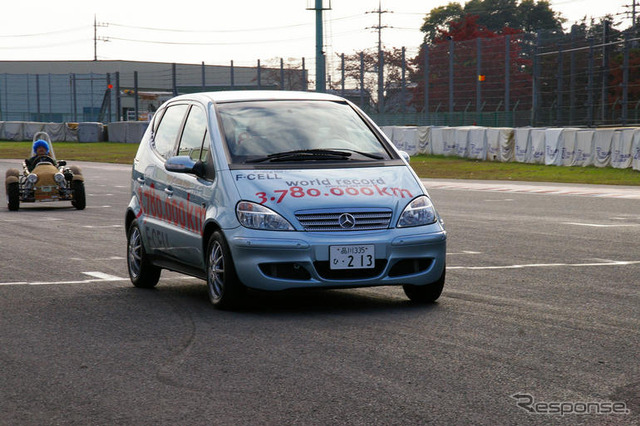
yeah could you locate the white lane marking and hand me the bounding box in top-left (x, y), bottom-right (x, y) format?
top-left (0, 217), bottom-right (63, 223)
top-left (562, 222), bottom-right (640, 228)
top-left (82, 224), bottom-right (122, 228)
top-left (86, 205), bottom-right (112, 209)
top-left (449, 260), bottom-right (640, 270)
top-left (448, 251), bottom-right (482, 255)
top-left (69, 256), bottom-right (125, 261)
top-left (0, 272), bottom-right (128, 286)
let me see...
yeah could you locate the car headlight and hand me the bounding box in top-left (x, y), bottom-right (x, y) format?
top-left (397, 196), bottom-right (437, 228)
top-left (54, 173), bottom-right (66, 184)
top-left (26, 173), bottom-right (38, 184)
top-left (236, 201), bottom-right (294, 231)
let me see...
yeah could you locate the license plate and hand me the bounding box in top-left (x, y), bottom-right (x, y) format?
top-left (329, 245), bottom-right (375, 270)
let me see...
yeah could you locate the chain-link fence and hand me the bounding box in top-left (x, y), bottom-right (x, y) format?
top-left (2, 24), bottom-right (639, 129)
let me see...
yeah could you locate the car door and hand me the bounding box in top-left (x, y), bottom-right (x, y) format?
top-left (161, 103), bottom-right (213, 268)
top-left (141, 102), bottom-right (190, 258)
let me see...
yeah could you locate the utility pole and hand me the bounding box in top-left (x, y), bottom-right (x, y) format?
top-left (307, 0), bottom-right (331, 92)
top-left (93, 15), bottom-right (108, 61)
top-left (366, 0), bottom-right (392, 112)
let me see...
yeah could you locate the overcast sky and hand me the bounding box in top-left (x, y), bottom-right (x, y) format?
top-left (0, 0), bottom-right (632, 69)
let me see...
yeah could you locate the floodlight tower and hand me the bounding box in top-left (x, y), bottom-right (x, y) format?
top-left (307, 0), bottom-right (331, 92)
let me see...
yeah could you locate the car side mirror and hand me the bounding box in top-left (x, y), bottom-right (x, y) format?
top-left (165, 155), bottom-right (206, 178)
top-left (398, 150), bottom-right (410, 163)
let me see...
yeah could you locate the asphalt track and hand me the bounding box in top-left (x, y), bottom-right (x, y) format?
top-left (1, 159), bottom-right (638, 425)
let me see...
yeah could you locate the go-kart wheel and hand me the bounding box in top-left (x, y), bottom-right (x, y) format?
top-left (7, 182), bottom-right (19, 211)
top-left (71, 180), bottom-right (86, 210)
top-left (402, 266), bottom-right (446, 303)
top-left (206, 231), bottom-right (245, 309)
top-left (127, 220), bottom-right (161, 288)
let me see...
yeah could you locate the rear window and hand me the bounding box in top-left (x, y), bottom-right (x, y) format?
top-left (217, 100), bottom-right (391, 164)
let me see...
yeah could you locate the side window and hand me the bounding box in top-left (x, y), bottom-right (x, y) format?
top-left (153, 104), bottom-right (189, 159)
top-left (177, 106), bottom-right (209, 163)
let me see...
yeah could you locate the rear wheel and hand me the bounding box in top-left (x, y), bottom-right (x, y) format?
top-left (206, 231), bottom-right (245, 309)
top-left (71, 180), bottom-right (86, 210)
top-left (7, 182), bottom-right (19, 211)
top-left (127, 220), bottom-right (161, 288)
top-left (403, 267), bottom-right (446, 303)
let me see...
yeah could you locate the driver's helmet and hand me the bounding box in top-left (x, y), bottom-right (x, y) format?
top-left (30, 131), bottom-right (55, 159)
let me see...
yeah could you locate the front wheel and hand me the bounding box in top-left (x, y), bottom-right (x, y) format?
top-left (403, 267), bottom-right (446, 303)
top-left (7, 182), bottom-right (19, 211)
top-left (206, 231), bottom-right (245, 309)
top-left (127, 220), bottom-right (161, 288)
top-left (71, 180), bottom-right (86, 210)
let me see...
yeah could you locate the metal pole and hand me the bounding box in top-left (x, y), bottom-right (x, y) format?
top-left (201, 61), bottom-right (206, 91)
top-left (281, 58), bottom-right (285, 90)
top-left (587, 38), bottom-right (594, 127)
top-left (449, 38), bottom-right (454, 116)
top-left (341, 53), bottom-right (345, 97)
top-left (315, 0), bottom-right (326, 92)
top-left (569, 27), bottom-right (576, 125)
top-left (424, 44), bottom-right (429, 120)
top-left (257, 59), bottom-right (262, 89)
top-left (401, 46), bottom-right (406, 113)
top-left (72, 73), bottom-right (77, 122)
top-left (360, 52), bottom-right (365, 109)
top-left (623, 34), bottom-right (630, 125)
top-left (557, 46), bottom-right (563, 125)
top-left (36, 74), bottom-right (41, 121)
top-left (601, 20), bottom-right (610, 123)
top-left (106, 73), bottom-right (112, 122)
top-left (378, 50), bottom-right (384, 113)
top-left (302, 58), bottom-right (307, 91)
top-left (230, 60), bottom-right (235, 89)
top-left (134, 71), bottom-right (139, 121)
top-left (504, 35), bottom-right (511, 126)
top-left (476, 38), bottom-right (482, 124)
top-left (172, 63), bottom-right (178, 96)
top-left (115, 72), bottom-right (121, 121)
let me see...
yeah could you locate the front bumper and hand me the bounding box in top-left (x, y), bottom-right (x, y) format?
top-left (226, 224), bottom-right (447, 291)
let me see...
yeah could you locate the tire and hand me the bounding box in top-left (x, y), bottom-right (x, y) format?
top-left (7, 182), bottom-right (19, 211)
top-left (206, 231), bottom-right (245, 309)
top-left (127, 220), bottom-right (161, 288)
top-left (403, 266), bottom-right (446, 303)
top-left (71, 180), bottom-right (86, 210)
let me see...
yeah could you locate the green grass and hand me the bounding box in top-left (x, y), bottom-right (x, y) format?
top-left (2, 141), bottom-right (639, 186)
top-left (0, 141), bottom-right (138, 164)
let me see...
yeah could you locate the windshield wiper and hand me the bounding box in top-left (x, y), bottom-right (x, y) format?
top-left (246, 149), bottom-right (352, 163)
top-left (334, 149), bottom-right (385, 160)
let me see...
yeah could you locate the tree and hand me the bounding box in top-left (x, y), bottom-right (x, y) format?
top-left (420, 0), bottom-right (564, 44)
top-left (411, 15), bottom-right (532, 113)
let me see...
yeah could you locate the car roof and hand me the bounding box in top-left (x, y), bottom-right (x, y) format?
top-left (169, 90), bottom-right (346, 105)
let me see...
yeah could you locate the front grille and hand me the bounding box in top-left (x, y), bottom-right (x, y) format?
top-left (296, 208), bottom-right (392, 231)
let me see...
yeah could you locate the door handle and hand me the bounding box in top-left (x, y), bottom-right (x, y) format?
top-left (137, 177), bottom-right (145, 184)
top-left (164, 187), bottom-right (174, 197)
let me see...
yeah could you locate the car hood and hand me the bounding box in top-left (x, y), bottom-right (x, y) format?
top-left (230, 166), bottom-right (423, 213)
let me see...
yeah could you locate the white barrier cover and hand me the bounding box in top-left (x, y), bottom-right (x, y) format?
top-left (23, 122), bottom-right (45, 141)
top-left (486, 127), bottom-right (514, 161)
top-left (417, 126), bottom-right (431, 154)
top-left (430, 127), bottom-right (445, 155)
top-left (441, 127), bottom-right (457, 156)
top-left (2, 122), bottom-right (24, 141)
top-left (43, 123), bottom-right (68, 142)
top-left (544, 128), bottom-right (564, 165)
top-left (467, 127), bottom-right (487, 160)
top-left (514, 128), bottom-right (532, 163)
top-left (393, 126), bottom-right (418, 155)
top-left (529, 128), bottom-right (546, 164)
top-left (454, 127), bottom-right (471, 158)
top-left (108, 121), bottom-right (149, 143)
top-left (560, 129), bottom-right (578, 166)
top-left (632, 131), bottom-right (640, 171)
top-left (380, 126), bottom-right (394, 142)
top-left (593, 129), bottom-right (615, 167)
top-left (610, 128), bottom-right (635, 169)
top-left (572, 130), bottom-right (595, 166)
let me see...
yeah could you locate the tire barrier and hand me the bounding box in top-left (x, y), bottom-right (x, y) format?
top-left (382, 125), bottom-right (640, 171)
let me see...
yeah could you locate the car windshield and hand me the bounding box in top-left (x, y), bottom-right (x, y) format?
top-left (217, 100), bottom-right (391, 164)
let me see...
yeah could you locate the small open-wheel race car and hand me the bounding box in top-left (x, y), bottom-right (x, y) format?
top-left (4, 132), bottom-right (86, 211)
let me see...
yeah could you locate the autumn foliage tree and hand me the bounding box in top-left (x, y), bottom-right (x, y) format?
top-left (410, 15), bottom-right (533, 113)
